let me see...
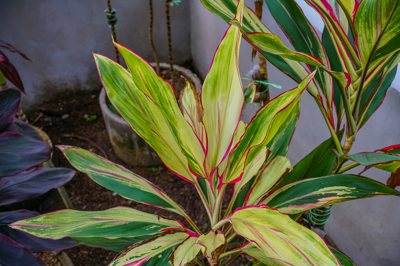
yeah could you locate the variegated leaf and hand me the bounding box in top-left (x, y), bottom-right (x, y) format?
top-left (114, 42), bottom-right (205, 178)
top-left (179, 80), bottom-right (205, 146)
top-left (73, 236), bottom-right (150, 252)
top-left (227, 205), bottom-right (340, 265)
top-left (202, 0), bottom-right (244, 178)
top-left (170, 233), bottom-right (201, 266)
top-left (245, 156), bottom-right (292, 206)
top-left (338, 149), bottom-right (400, 173)
top-left (224, 72), bottom-right (315, 184)
top-left (355, 0), bottom-right (400, 68)
top-left (196, 230), bottom-right (226, 266)
top-left (59, 146), bottom-right (188, 217)
top-left (232, 147), bottom-right (268, 197)
top-left (110, 232), bottom-right (189, 266)
top-left (261, 174), bottom-right (400, 214)
top-left (265, 0), bottom-right (332, 109)
top-left (200, 0), bottom-right (320, 97)
top-left (94, 54), bottom-right (195, 183)
top-left (11, 207), bottom-right (185, 240)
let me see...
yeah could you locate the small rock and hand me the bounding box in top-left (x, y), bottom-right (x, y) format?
top-left (44, 117), bottom-right (52, 122)
top-left (127, 200), bottom-right (132, 205)
top-left (112, 192), bottom-right (117, 196)
top-left (61, 114), bottom-right (69, 119)
top-left (83, 205), bottom-right (87, 209)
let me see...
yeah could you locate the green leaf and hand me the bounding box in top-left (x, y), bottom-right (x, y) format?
top-left (330, 247), bottom-right (356, 266)
top-left (359, 66), bottom-right (397, 128)
top-left (265, 100), bottom-right (299, 161)
top-left (94, 53), bottom-right (195, 183)
top-left (276, 130), bottom-right (344, 188)
top-left (73, 236), bottom-right (151, 252)
top-left (199, 0), bottom-right (320, 97)
top-left (338, 151), bottom-right (400, 173)
top-left (355, 0), bottom-right (400, 68)
top-left (110, 232), bottom-right (189, 266)
top-left (227, 206), bottom-right (340, 265)
top-left (170, 234), bottom-right (201, 266)
top-left (197, 230), bottom-right (226, 265)
top-left (224, 71), bottom-right (315, 184)
top-left (246, 156), bottom-right (292, 206)
top-left (58, 146), bottom-right (188, 217)
top-left (265, 0), bottom-right (333, 114)
top-left (262, 174), bottom-right (400, 214)
top-left (202, 0), bottom-right (245, 177)
top-left (114, 42), bottom-right (206, 178)
top-left (11, 207), bottom-right (185, 240)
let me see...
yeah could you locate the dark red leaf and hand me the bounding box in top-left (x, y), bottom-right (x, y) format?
top-left (0, 51), bottom-right (25, 93)
top-left (0, 167), bottom-right (75, 206)
top-left (0, 233), bottom-right (45, 266)
top-left (0, 88), bottom-right (20, 131)
top-left (0, 210), bottom-right (78, 252)
top-left (0, 132), bottom-right (52, 176)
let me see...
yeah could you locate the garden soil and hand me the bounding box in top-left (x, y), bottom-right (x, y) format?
top-left (26, 87), bottom-right (251, 266)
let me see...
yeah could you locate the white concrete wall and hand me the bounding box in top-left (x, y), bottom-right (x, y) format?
top-left (190, 1), bottom-right (400, 265)
top-left (0, 0), bottom-right (191, 109)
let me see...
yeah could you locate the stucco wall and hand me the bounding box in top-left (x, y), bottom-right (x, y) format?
top-left (0, 0), bottom-right (191, 109)
top-left (190, 1), bottom-right (400, 265)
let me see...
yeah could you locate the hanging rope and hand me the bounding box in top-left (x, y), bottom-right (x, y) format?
top-left (106, 0), bottom-right (120, 63)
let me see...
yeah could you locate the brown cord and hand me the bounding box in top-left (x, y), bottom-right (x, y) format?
top-left (165, 0), bottom-right (174, 86)
top-left (149, 0), bottom-right (160, 74)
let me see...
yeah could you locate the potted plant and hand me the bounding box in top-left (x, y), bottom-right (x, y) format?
top-left (200, 0), bottom-right (400, 233)
top-left (10, 2), bottom-right (400, 264)
top-left (100, 0), bottom-right (201, 166)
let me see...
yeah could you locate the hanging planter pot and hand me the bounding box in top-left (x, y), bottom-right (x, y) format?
top-left (99, 62), bottom-right (201, 166)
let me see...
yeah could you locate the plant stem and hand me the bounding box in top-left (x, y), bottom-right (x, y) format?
top-left (184, 215), bottom-right (202, 235)
top-left (315, 100), bottom-right (344, 154)
top-left (219, 248), bottom-right (241, 260)
top-left (226, 233), bottom-right (237, 244)
top-left (165, 0), bottom-right (174, 87)
top-left (195, 183), bottom-right (213, 223)
top-left (212, 218), bottom-right (229, 231)
top-left (212, 184), bottom-right (227, 226)
top-left (149, 0), bottom-right (160, 74)
top-left (338, 161), bottom-right (360, 174)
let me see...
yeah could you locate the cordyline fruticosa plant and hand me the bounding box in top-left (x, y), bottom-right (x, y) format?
top-left (0, 89), bottom-right (77, 265)
top-left (10, 1), bottom-right (400, 265)
top-left (201, 0), bottom-right (400, 189)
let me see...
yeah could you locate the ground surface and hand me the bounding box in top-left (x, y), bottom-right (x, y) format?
top-left (27, 88), bottom-right (251, 266)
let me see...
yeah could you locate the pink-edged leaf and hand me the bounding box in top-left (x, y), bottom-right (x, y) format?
top-left (11, 207), bottom-right (185, 241)
top-left (0, 88), bottom-right (20, 131)
top-left (227, 205), bottom-right (340, 265)
top-left (113, 42), bottom-right (206, 178)
top-left (223, 72), bottom-right (315, 184)
top-left (0, 233), bottom-right (45, 266)
top-left (94, 53), bottom-right (196, 183)
top-left (0, 210), bottom-right (78, 253)
top-left (58, 146), bottom-right (189, 217)
top-left (261, 174), bottom-right (400, 214)
top-left (0, 167), bottom-right (75, 207)
top-left (202, 0), bottom-right (245, 179)
top-left (0, 132), bottom-right (52, 176)
top-left (110, 232), bottom-right (190, 266)
top-left (179, 79), bottom-right (206, 148)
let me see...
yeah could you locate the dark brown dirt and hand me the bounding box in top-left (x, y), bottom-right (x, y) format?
top-left (27, 88), bottom-right (250, 266)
